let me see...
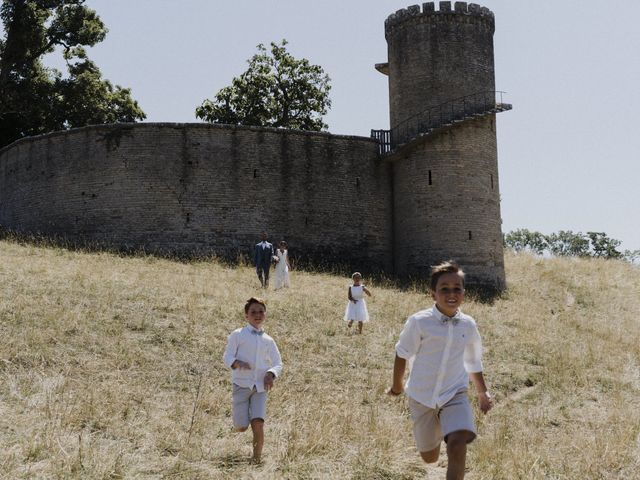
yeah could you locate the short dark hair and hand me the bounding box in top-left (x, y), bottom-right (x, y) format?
top-left (429, 260), bottom-right (465, 292)
top-left (244, 297), bottom-right (267, 313)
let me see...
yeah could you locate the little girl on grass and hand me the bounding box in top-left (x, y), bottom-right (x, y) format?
top-left (344, 272), bottom-right (372, 334)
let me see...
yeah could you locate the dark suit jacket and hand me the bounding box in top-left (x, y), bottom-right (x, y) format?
top-left (254, 241), bottom-right (274, 269)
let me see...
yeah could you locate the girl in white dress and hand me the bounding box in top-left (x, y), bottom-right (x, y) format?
top-left (273, 241), bottom-right (291, 290)
top-left (344, 272), bottom-right (372, 334)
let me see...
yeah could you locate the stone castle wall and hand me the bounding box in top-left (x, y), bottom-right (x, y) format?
top-left (390, 116), bottom-right (504, 287)
top-left (0, 2), bottom-right (509, 289)
top-left (0, 123), bottom-right (394, 271)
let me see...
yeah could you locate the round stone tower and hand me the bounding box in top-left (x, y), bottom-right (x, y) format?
top-left (381, 1), bottom-right (507, 289)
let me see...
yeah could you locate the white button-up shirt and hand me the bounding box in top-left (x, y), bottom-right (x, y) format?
top-left (223, 325), bottom-right (283, 392)
top-left (395, 306), bottom-right (484, 409)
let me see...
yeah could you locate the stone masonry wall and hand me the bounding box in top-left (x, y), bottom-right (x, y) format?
top-left (391, 116), bottom-right (505, 288)
top-left (0, 123), bottom-right (393, 271)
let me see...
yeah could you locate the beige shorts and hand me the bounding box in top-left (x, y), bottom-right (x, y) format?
top-left (232, 384), bottom-right (267, 428)
top-left (408, 389), bottom-right (477, 452)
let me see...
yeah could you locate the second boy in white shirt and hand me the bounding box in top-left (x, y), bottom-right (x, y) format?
top-left (388, 261), bottom-right (493, 480)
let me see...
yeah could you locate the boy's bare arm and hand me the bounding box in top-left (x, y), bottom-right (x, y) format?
top-left (469, 371), bottom-right (493, 413)
top-left (387, 354), bottom-right (407, 396)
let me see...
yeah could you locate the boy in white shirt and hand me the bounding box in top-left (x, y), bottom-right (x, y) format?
top-left (223, 297), bottom-right (283, 464)
top-left (388, 261), bottom-right (493, 480)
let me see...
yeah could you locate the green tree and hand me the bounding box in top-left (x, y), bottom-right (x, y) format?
top-left (586, 232), bottom-right (622, 259)
top-left (504, 228), bottom-right (547, 254)
top-left (504, 229), bottom-right (633, 262)
top-left (0, 0), bottom-right (145, 149)
top-left (543, 231), bottom-right (590, 257)
top-left (196, 40), bottom-right (331, 131)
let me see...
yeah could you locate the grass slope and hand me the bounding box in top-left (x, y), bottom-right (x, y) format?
top-left (0, 240), bottom-right (639, 479)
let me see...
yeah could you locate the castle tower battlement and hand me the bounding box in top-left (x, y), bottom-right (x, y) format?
top-left (385, 2), bottom-right (495, 36)
top-left (385, 1), bottom-right (497, 130)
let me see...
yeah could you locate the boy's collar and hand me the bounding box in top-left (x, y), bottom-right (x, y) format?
top-left (247, 324), bottom-right (264, 335)
top-left (433, 305), bottom-right (461, 324)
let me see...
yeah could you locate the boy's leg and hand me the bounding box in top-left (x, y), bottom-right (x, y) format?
top-left (250, 418), bottom-right (264, 463)
top-left (248, 389), bottom-right (268, 463)
top-left (408, 397), bottom-right (443, 464)
top-left (445, 430), bottom-right (475, 480)
top-left (420, 445), bottom-right (441, 463)
top-left (440, 390), bottom-right (477, 479)
top-left (232, 384), bottom-right (251, 432)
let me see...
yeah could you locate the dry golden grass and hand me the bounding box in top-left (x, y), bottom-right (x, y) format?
top-left (0, 240), bottom-right (639, 479)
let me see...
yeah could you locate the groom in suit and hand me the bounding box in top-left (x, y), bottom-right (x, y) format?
top-left (254, 232), bottom-right (275, 288)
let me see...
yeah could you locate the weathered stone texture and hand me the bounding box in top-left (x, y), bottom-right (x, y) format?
top-left (0, 123), bottom-right (393, 272)
top-left (390, 116), bottom-right (504, 287)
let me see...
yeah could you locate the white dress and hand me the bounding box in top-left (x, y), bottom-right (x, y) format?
top-left (273, 249), bottom-right (290, 289)
top-left (344, 285), bottom-right (369, 322)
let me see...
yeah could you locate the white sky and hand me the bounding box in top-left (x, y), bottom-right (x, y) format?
top-left (7, 0), bottom-right (640, 251)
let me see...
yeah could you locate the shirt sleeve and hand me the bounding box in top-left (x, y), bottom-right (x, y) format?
top-left (222, 331), bottom-right (239, 369)
top-left (463, 322), bottom-right (484, 373)
top-left (267, 340), bottom-right (283, 378)
top-left (395, 315), bottom-right (421, 360)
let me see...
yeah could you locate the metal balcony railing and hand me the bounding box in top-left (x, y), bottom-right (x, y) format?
top-left (371, 91), bottom-right (511, 155)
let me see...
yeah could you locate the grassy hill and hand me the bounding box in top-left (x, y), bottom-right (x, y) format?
top-left (0, 239), bottom-right (638, 479)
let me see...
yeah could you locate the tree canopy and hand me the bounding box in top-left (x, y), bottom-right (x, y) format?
top-left (503, 228), bottom-right (638, 262)
top-left (0, 0), bottom-right (145, 149)
top-left (196, 40), bottom-right (331, 131)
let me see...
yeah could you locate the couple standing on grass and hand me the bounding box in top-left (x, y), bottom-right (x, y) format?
top-left (223, 260), bottom-right (494, 479)
top-left (254, 232), bottom-right (290, 290)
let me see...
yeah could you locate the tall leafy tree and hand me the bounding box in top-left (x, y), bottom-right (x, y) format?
top-left (504, 229), bottom-right (629, 261)
top-left (586, 231), bottom-right (622, 259)
top-left (539, 230), bottom-right (590, 257)
top-left (0, 0), bottom-right (145, 149)
top-left (503, 228), bottom-right (547, 254)
top-left (196, 40), bottom-right (331, 131)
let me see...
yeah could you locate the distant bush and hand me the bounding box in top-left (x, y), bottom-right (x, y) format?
top-left (504, 228), bottom-right (638, 263)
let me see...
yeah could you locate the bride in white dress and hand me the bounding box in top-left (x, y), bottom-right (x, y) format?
top-left (274, 241), bottom-right (291, 290)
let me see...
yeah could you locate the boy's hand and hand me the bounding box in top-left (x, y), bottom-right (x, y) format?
top-left (478, 391), bottom-right (493, 414)
top-left (232, 360), bottom-right (251, 370)
top-left (264, 372), bottom-right (275, 391)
